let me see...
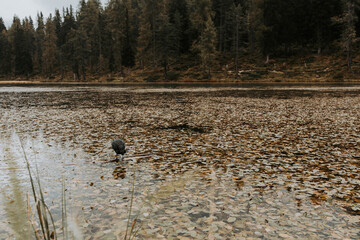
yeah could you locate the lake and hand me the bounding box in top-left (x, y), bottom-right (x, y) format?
top-left (0, 83), bottom-right (359, 239)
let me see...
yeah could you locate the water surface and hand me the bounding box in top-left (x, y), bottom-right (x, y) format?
top-left (0, 83), bottom-right (359, 239)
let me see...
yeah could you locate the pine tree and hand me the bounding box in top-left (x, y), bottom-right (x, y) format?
top-left (168, 0), bottom-right (191, 54)
top-left (246, 0), bottom-right (265, 54)
top-left (262, 0), bottom-right (280, 63)
top-left (155, 1), bottom-right (176, 79)
top-left (340, 0), bottom-right (359, 71)
top-left (23, 17), bottom-right (36, 75)
top-left (63, 7), bottom-right (84, 78)
top-left (122, 7), bottom-right (135, 68)
top-left (212, 0), bottom-right (233, 54)
top-left (0, 18), bottom-right (12, 76)
top-left (53, 9), bottom-right (65, 78)
top-left (104, 0), bottom-right (136, 72)
top-left (106, 0), bottom-right (126, 74)
top-left (83, 0), bottom-right (103, 73)
top-left (35, 13), bottom-right (45, 74)
top-left (42, 16), bottom-right (58, 77)
top-left (66, 30), bottom-right (80, 80)
top-left (136, 0), bottom-right (152, 69)
top-left (9, 17), bottom-right (34, 76)
top-left (187, 0), bottom-right (213, 35)
top-left (187, 0), bottom-right (217, 77)
top-left (231, 3), bottom-right (246, 79)
top-left (310, 0), bottom-right (342, 55)
top-left (71, 0), bottom-right (92, 81)
top-left (0, 17), bottom-right (5, 32)
top-left (198, 17), bottom-right (217, 78)
top-left (331, 0), bottom-right (359, 71)
top-left (62, 6), bottom-right (77, 77)
top-left (147, 0), bottom-right (163, 67)
top-left (172, 10), bottom-right (183, 58)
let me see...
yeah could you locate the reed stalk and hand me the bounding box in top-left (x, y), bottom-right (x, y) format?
top-left (20, 138), bottom-right (57, 240)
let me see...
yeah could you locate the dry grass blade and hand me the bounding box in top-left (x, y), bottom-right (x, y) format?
top-left (27, 193), bottom-right (41, 240)
top-left (124, 166), bottom-right (137, 240)
top-left (62, 179), bottom-right (68, 240)
top-left (43, 201), bottom-right (57, 240)
top-left (19, 137), bottom-right (57, 240)
top-left (129, 219), bottom-right (136, 239)
top-left (33, 149), bottom-right (51, 239)
top-left (130, 219), bottom-right (143, 240)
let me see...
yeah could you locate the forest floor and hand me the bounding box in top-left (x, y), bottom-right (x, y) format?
top-left (1, 54), bottom-right (360, 84)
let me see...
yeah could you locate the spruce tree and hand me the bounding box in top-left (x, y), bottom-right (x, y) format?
top-left (262, 0), bottom-right (280, 63)
top-left (171, 10), bottom-right (183, 58)
top-left (9, 17), bottom-right (34, 76)
top-left (310, 0), bottom-right (342, 54)
top-left (188, 0), bottom-right (217, 77)
top-left (23, 17), bottom-right (36, 75)
top-left (247, 0), bottom-right (265, 54)
top-left (106, 0), bottom-right (126, 74)
top-left (43, 16), bottom-right (58, 77)
top-left (136, 0), bottom-right (152, 69)
top-left (155, 1), bottom-right (175, 79)
top-left (0, 18), bottom-right (12, 76)
top-left (83, 0), bottom-right (103, 73)
top-left (53, 9), bottom-right (65, 78)
top-left (212, 0), bottom-right (233, 54)
top-left (231, 3), bottom-right (246, 79)
top-left (198, 17), bottom-right (217, 78)
top-left (35, 13), bottom-right (45, 74)
top-left (62, 6), bottom-right (77, 77)
top-left (72, 0), bottom-right (92, 80)
top-left (122, 7), bottom-right (135, 68)
top-left (341, 0), bottom-right (359, 71)
top-left (168, 0), bottom-right (191, 53)
top-left (0, 18), bottom-right (5, 32)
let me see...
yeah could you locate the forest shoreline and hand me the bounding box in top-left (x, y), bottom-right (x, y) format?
top-left (2, 53), bottom-right (360, 84)
top-left (2, 79), bottom-right (360, 85)
top-left (1, 71), bottom-right (360, 84)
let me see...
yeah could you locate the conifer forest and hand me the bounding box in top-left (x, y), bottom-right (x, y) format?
top-left (0, 0), bottom-right (360, 81)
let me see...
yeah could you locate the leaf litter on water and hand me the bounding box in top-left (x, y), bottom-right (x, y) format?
top-left (0, 85), bottom-right (359, 239)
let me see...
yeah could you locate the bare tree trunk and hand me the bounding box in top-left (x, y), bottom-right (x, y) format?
top-left (248, 0), bottom-right (255, 53)
top-left (346, 1), bottom-right (353, 72)
top-left (235, 18), bottom-right (239, 80)
top-left (152, 14), bottom-right (156, 68)
top-left (347, 38), bottom-right (352, 71)
top-left (316, 24), bottom-right (322, 56)
top-left (163, 47), bottom-right (168, 80)
top-left (98, 34), bottom-right (102, 74)
top-left (59, 52), bottom-right (64, 80)
top-left (163, 64), bottom-right (167, 80)
top-left (81, 56), bottom-right (86, 81)
top-left (265, 54), bottom-right (270, 64)
top-left (218, 2), bottom-right (224, 53)
top-left (119, 53), bottom-right (123, 76)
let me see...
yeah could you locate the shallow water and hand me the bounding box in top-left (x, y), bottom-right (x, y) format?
top-left (0, 83), bottom-right (359, 239)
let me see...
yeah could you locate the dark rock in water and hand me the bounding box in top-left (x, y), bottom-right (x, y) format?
top-left (112, 139), bottom-right (126, 156)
